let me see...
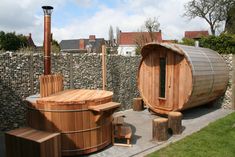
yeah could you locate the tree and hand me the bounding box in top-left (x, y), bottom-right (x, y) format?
top-left (225, 4), bottom-right (235, 34)
top-left (116, 26), bottom-right (120, 45)
top-left (145, 17), bottom-right (160, 42)
top-left (17, 34), bottom-right (28, 48)
top-left (134, 32), bottom-right (148, 55)
top-left (51, 39), bottom-right (60, 53)
top-left (179, 38), bottom-right (195, 46)
top-left (184, 0), bottom-right (235, 35)
top-left (1, 32), bottom-right (21, 51)
top-left (0, 31), bottom-right (28, 51)
top-left (0, 31), bottom-right (5, 50)
top-left (134, 17), bottom-right (161, 55)
top-left (109, 25), bottom-right (114, 47)
top-left (199, 34), bottom-right (235, 54)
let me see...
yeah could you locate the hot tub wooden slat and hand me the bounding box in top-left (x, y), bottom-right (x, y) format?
top-left (37, 89), bottom-right (113, 104)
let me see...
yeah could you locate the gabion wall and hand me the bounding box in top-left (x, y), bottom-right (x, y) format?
top-left (0, 52), bottom-right (233, 131)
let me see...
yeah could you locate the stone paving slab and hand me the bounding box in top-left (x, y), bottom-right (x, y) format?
top-left (0, 107), bottom-right (233, 157)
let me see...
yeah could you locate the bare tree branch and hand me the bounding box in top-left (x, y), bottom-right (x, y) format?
top-left (184, 0), bottom-right (235, 35)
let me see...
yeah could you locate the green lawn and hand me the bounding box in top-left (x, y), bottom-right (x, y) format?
top-left (148, 112), bottom-right (235, 157)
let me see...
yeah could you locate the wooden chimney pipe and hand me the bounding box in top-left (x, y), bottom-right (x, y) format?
top-left (42, 6), bottom-right (53, 75)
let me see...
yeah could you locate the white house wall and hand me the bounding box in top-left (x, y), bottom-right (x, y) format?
top-left (118, 45), bottom-right (136, 56)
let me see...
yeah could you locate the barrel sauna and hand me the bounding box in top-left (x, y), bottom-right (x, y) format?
top-left (138, 43), bottom-right (229, 114)
top-left (26, 89), bottom-right (120, 156)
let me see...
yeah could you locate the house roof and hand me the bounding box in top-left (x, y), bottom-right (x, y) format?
top-left (26, 33), bottom-right (36, 47)
top-left (119, 32), bottom-right (162, 45)
top-left (60, 38), bottom-right (105, 52)
top-left (184, 31), bottom-right (209, 39)
top-left (60, 39), bottom-right (80, 50)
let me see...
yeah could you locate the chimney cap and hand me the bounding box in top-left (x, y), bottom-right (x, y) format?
top-left (42, 6), bottom-right (53, 15)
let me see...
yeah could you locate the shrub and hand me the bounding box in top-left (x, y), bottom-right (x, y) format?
top-left (199, 34), bottom-right (235, 54)
top-left (179, 37), bottom-right (195, 46)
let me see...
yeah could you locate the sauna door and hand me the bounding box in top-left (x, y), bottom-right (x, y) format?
top-left (158, 51), bottom-right (175, 111)
top-left (138, 48), bottom-right (183, 113)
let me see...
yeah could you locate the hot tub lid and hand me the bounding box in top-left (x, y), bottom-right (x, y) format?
top-left (36, 89), bottom-right (113, 105)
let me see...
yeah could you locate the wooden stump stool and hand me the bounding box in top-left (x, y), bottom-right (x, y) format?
top-left (152, 118), bottom-right (168, 141)
top-left (168, 112), bottom-right (183, 135)
top-left (133, 97), bottom-right (144, 111)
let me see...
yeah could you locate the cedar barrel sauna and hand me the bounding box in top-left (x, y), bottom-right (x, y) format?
top-left (26, 89), bottom-right (120, 156)
top-left (138, 43), bottom-right (229, 114)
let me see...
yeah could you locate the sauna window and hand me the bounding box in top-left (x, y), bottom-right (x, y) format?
top-left (159, 57), bottom-right (166, 98)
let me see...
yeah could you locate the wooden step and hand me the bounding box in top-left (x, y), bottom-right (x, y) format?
top-left (5, 127), bottom-right (61, 157)
top-left (88, 102), bottom-right (120, 112)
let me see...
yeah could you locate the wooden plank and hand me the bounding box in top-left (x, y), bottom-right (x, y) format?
top-left (173, 54), bottom-right (181, 110)
top-left (82, 103), bottom-right (91, 153)
top-left (39, 74), bottom-right (64, 98)
top-left (166, 50), bottom-right (174, 109)
top-left (89, 101), bottom-right (97, 150)
top-left (88, 102), bottom-right (120, 112)
top-left (37, 89), bottom-right (113, 104)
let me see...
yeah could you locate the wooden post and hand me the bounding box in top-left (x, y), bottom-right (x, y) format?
top-left (152, 118), bottom-right (168, 141)
top-left (168, 112), bottom-right (182, 135)
top-left (102, 45), bottom-right (107, 90)
top-left (133, 97), bottom-right (144, 111)
top-left (232, 54), bottom-right (235, 110)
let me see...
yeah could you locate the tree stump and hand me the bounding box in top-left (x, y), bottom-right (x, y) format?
top-left (152, 118), bottom-right (168, 141)
top-left (133, 98), bottom-right (144, 111)
top-left (168, 112), bottom-right (182, 135)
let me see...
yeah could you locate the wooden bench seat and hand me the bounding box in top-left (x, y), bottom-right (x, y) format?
top-left (89, 102), bottom-right (121, 122)
top-left (5, 127), bottom-right (61, 157)
top-left (88, 102), bottom-right (120, 112)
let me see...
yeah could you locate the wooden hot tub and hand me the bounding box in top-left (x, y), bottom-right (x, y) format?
top-left (26, 89), bottom-right (120, 156)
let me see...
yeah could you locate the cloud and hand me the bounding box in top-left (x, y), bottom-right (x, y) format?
top-left (75, 0), bottom-right (97, 7)
top-left (53, 0), bottom-right (209, 42)
top-left (0, 0), bottom-right (68, 45)
top-left (0, 0), bottom-right (211, 45)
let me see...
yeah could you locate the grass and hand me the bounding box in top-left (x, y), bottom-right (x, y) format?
top-left (147, 112), bottom-right (235, 157)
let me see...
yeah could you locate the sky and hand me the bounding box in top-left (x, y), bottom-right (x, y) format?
top-left (0, 0), bottom-right (210, 46)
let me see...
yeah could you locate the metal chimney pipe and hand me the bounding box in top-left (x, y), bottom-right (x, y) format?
top-left (42, 6), bottom-right (53, 75)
